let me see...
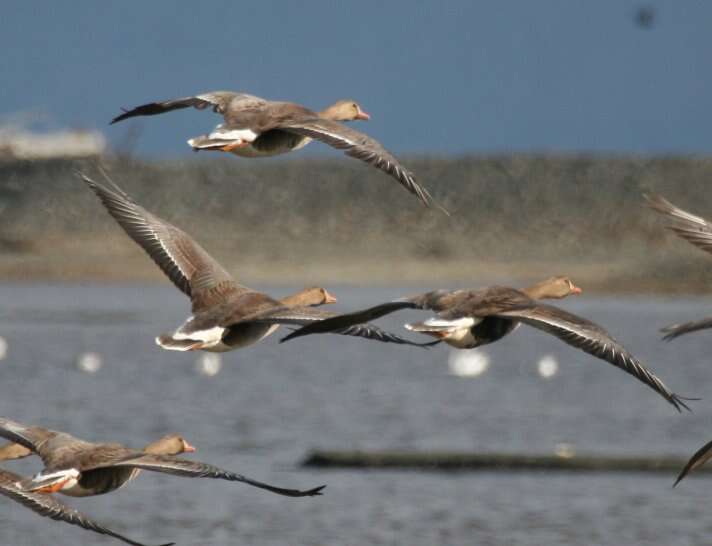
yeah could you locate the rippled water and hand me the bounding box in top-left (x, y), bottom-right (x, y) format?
top-left (1, 283), bottom-right (711, 546)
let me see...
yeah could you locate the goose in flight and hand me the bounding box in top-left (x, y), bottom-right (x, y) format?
top-left (646, 193), bottom-right (712, 341)
top-left (111, 92), bottom-right (442, 211)
top-left (0, 441), bottom-right (173, 546)
top-left (81, 172), bottom-right (430, 352)
top-left (0, 417), bottom-right (324, 498)
top-left (281, 279), bottom-right (692, 411)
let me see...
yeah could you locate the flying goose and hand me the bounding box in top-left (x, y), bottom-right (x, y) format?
top-left (80, 172), bottom-right (429, 352)
top-left (281, 278), bottom-right (692, 411)
top-left (646, 193), bottom-right (712, 341)
top-left (110, 92), bottom-right (442, 211)
top-left (0, 440), bottom-right (173, 546)
top-left (0, 417), bottom-right (324, 498)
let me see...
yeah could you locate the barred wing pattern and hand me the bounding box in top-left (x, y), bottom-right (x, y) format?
top-left (496, 304), bottom-right (691, 411)
top-left (0, 470), bottom-right (173, 546)
top-left (110, 92), bottom-right (241, 124)
top-left (104, 454), bottom-right (326, 498)
top-left (646, 193), bottom-right (712, 255)
top-left (283, 119), bottom-right (440, 210)
top-left (82, 174), bottom-right (238, 304)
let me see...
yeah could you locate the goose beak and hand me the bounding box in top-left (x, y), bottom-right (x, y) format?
top-left (182, 440), bottom-right (196, 453)
top-left (571, 285), bottom-right (582, 295)
top-left (356, 109), bottom-right (371, 121)
top-left (324, 290), bottom-right (338, 304)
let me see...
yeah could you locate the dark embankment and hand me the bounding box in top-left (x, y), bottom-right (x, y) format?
top-left (302, 450), bottom-right (705, 475)
top-left (1, 154), bottom-right (712, 292)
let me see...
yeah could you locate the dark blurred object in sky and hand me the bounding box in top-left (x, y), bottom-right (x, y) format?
top-left (635, 6), bottom-right (656, 29)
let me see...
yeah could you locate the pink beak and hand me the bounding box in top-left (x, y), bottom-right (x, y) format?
top-left (183, 440), bottom-right (196, 453)
top-left (356, 109), bottom-right (371, 121)
top-left (572, 285), bottom-right (582, 295)
top-left (323, 290), bottom-right (338, 304)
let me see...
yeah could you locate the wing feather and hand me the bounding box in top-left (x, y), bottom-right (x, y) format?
top-left (645, 193), bottom-right (712, 255)
top-left (81, 173), bottom-right (239, 308)
top-left (0, 470), bottom-right (173, 546)
top-left (97, 454), bottom-right (325, 498)
top-left (661, 316), bottom-right (712, 341)
top-left (496, 304), bottom-right (691, 411)
top-left (110, 91), bottom-right (240, 124)
top-left (282, 119), bottom-right (442, 211)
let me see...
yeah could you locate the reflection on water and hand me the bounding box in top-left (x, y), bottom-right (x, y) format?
top-left (1, 283), bottom-right (711, 546)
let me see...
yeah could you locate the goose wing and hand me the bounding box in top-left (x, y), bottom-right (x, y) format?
top-left (496, 304), bottom-right (692, 411)
top-left (247, 306), bottom-right (436, 347)
top-left (674, 438), bottom-right (712, 486)
top-left (0, 470), bottom-right (173, 546)
top-left (661, 316), bottom-right (712, 341)
top-left (81, 173), bottom-right (241, 311)
top-left (0, 417), bottom-right (58, 455)
top-left (110, 91), bottom-right (244, 124)
top-left (645, 193), bottom-right (712, 255)
top-left (90, 454), bottom-right (325, 498)
top-left (281, 118), bottom-right (440, 211)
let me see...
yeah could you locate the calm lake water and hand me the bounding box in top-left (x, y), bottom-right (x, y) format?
top-left (1, 283), bottom-right (711, 546)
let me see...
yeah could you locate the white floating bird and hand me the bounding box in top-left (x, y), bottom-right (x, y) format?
top-left (76, 352), bottom-right (102, 374)
top-left (448, 349), bottom-right (490, 377)
top-left (537, 354), bottom-right (559, 379)
top-left (196, 353), bottom-right (222, 377)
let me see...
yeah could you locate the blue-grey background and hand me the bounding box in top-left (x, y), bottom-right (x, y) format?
top-left (1, 1), bottom-right (711, 155)
top-left (1, 284), bottom-right (711, 546)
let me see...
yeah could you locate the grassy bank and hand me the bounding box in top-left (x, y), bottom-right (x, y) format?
top-left (1, 154), bottom-right (711, 293)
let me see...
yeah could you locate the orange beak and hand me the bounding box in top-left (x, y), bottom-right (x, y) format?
top-left (182, 440), bottom-right (196, 453)
top-left (571, 285), bottom-right (582, 295)
top-left (323, 290), bottom-right (338, 304)
top-left (356, 108), bottom-right (370, 121)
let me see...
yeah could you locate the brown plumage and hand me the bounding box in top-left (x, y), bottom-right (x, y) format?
top-left (81, 172), bottom-right (430, 351)
top-left (281, 277), bottom-right (692, 411)
top-left (0, 417), bottom-right (325, 498)
top-left (0, 467), bottom-right (174, 546)
top-left (110, 91), bottom-right (442, 211)
top-left (646, 193), bottom-right (712, 341)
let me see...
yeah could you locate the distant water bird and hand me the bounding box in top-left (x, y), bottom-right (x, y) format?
top-left (75, 351), bottom-right (102, 373)
top-left (110, 92), bottom-right (442, 211)
top-left (554, 443), bottom-right (575, 458)
top-left (81, 172), bottom-right (429, 352)
top-left (282, 277), bottom-right (692, 411)
top-left (537, 354), bottom-right (559, 379)
top-left (448, 349), bottom-right (489, 377)
top-left (196, 352), bottom-right (222, 376)
top-left (0, 417), bottom-right (324, 498)
top-left (646, 193), bottom-right (712, 341)
top-left (674, 437), bottom-right (712, 486)
top-left (0, 441), bottom-right (171, 546)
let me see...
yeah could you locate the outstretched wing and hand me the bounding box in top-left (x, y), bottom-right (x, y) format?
top-left (0, 470), bottom-right (174, 546)
top-left (247, 305), bottom-right (435, 347)
top-left (645, 193), bottom-right (712, 256)
top-left (0, 417), bottom-right (55, 454)
top-left (674, 438), bottom-right (712, 486)
top-left (81, 173), bottom-right (241, 311)
top-left (279, 301), bottom-right (422, 343)
top-left (496, 304), bottom-right (692, 412)
top-left (110, 91), bottom-right (241, 124)
top-left (661, 316), bottom-right (712, 341)
top-left (282, 119), bottom-right (442, 211)
top-left (96, 454), bottom-right (325, 498)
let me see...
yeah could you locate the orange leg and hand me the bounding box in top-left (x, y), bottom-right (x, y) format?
top-left (35, 478), bottom-right (73, 494)
top-left (220, 140), bottom-right (250, 152)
